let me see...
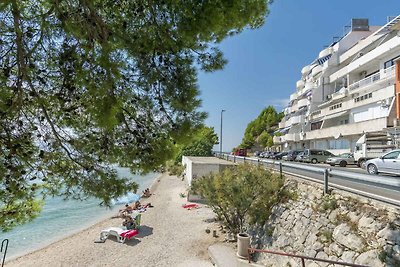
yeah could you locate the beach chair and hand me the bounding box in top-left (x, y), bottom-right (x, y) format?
top-left (100, 227), bottom-right (139, 243)
top-left (134, 213), bottom-right (141, 230)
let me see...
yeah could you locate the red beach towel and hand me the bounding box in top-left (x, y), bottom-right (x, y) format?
top-left (182, 203), bottom-right (198, 209)
top-left (120, 229), bottom-right (139, 240)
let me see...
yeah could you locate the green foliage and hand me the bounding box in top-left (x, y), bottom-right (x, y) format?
top-left (319, 229), bottom-right (333, 243)
top-left (0, 0), bottom-right (272, 230)
top-left (191, 163), bottom-right (286, 235)
top-left (175, 126), bottom-right (218, 163)
top-left (240, 106), bottom-right (284, 149)
top-left (319, 195), bottom-right (338, 211)
top-left (166, 162), bottom-right (185, 177)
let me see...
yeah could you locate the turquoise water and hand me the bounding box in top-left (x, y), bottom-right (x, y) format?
top-left (0, 168), bottom-right (159, 260)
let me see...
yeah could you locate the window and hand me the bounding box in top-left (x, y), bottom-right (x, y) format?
top-left (383, 151), bottom-right (400, 159)
top-left (329, 103), bottom-right (342, 110)
top-left (329, 139), bottom-right (350, 149)
top-left (354, 92), bottom-right (372, 103)
top-left (311, 121), bottom-right (323, 131)
top-left (384, 55), bottom-right (400, 69)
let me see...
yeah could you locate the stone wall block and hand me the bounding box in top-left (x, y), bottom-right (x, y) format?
top-left (315, 251), bottom-right (329, 267)
top-left (354, 249), bottom-right (384, 267)
top-left (328, 242), bottom-right (344, 257)
top-left (358, 215), bottom-right (383, 235)
top-left (340, 250), bottom-right (357, 263)
top-left (333, 224), bottom-right (364, 252)
top-left (302, 207), bottom-right (313, 218)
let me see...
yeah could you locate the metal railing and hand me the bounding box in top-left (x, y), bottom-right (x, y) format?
top-left (215, 153), bottom-right (400, 207)
top-left (1, 239), bottom-right (9, 267)
top-left (348, 72), bottom-right (380, 91)
top-left (247, 248), bottom-right (368, 267)
top-left (348, 66), bottom-right (395, 92)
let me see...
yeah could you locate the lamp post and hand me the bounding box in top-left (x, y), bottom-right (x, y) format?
top-left (220, 109), bottom-right (226, 155)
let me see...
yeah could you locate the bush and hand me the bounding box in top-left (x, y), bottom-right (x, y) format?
top-left (166, 162), bottom-right (185, 176)
top-left (191, 163), bottom-right (287, 235)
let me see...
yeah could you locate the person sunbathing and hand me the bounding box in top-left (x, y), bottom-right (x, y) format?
top-left (117, 204), bottom-right (134, 217)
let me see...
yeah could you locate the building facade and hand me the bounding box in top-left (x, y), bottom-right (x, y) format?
top-left (274, 16), bottom-right (400, 154)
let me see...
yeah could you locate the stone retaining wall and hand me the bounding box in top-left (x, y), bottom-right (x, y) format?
top-left (248, 179), bottom-right (400, 267)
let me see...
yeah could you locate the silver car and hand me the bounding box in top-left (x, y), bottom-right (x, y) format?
top-left (365, 149), bottom-right (400, 175)
top-left (326, 153), bottom-right (356, 167)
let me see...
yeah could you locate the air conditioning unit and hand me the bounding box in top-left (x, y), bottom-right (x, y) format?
top-left (380, 99), bottom-right (390, 108)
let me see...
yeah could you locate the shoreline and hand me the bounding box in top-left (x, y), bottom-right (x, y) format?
top-left (5, 173), bottom-right (221, 266)
top-left (4, 172), bottom-right (163, 262)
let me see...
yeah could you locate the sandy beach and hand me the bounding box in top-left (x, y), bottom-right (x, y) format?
top-left (6, 173), bottom-right (221, 267)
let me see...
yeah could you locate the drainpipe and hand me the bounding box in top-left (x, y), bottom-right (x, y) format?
top-left (396, 60), bottom-right (400, 122)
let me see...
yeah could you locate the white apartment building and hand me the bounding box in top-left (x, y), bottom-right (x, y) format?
top-left (274, 16), bottom-right (400, 154)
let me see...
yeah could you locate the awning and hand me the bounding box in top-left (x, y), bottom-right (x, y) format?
top-left (323, 110), bottom-right (349, 120)
top-left (278, 126), bottom-right (290, 134)
top-left (312, 54), bottom-right (332, 66)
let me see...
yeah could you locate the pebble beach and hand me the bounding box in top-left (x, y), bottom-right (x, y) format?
top-left (6, 173), bottom-right (221, 267)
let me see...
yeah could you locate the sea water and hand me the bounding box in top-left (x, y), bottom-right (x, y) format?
top-left (0, 168), bottom-right (159, 260)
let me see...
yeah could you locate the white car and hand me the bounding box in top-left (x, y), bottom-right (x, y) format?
top-left (365, 149), bottom-right (400, 175)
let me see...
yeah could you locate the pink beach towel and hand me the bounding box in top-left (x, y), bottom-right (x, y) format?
top-left (120, 229), bottom-right (139, 240)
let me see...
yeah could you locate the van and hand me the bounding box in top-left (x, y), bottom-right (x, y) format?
top-left (303, 149), bottom-right (335, 164)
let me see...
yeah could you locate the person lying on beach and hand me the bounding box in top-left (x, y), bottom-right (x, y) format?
top-left (117, 204), bottom-right (134, 217)
top-left (132, 201), bottom-right (141, 210)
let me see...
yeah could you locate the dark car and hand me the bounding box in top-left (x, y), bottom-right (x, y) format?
top-left (286, 150), bottom-right (303, 161)
top-left (273, 151), bottom-right (288, 160)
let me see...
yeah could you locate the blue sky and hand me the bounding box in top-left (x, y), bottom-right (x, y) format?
top-left (197, 0), bottom-right (399, 152)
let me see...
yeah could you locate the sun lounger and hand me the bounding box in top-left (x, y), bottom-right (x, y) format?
top-left (100, 227), bottom-right (139, 243)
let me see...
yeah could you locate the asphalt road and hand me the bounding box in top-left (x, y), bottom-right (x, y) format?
top-left (221, 155), bottom-right (400, 207)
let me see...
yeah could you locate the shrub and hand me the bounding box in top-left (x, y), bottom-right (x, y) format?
top-left (191, 163), bottom-right (287, 235)
top-left (166, 162), bottom-right (185, 176)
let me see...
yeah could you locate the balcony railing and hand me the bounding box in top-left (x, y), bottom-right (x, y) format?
top-left (348, 66), bottom-right (395, 91)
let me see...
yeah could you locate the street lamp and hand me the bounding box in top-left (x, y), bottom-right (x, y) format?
top-left (220, 109), bottom-right (226, 155)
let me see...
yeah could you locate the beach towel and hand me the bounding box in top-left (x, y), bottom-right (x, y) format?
top-left (182, 203), bottom-right (199, 209)
top-left (120, 229), bottom-right (139, 240)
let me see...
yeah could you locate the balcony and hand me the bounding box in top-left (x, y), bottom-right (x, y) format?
top-left (301, 65), bottom-right (311, 76)
top-left (290, 92), bottom-right (298, 101)
top-left (330, 88), bottom-right (348, 101)
top-left (297, 98), bottom-right (310, 108)
top-left (304, 81), bottom-right (316, 91)
top-left (285, 133), bottom-right (300, 142)
top-left (318, 47), bottom-right (332, 58)
top-left (296, 80), bottom-right (305, 89)
top-left (311, 65), bottom-right (322, 77)
top-left (305, 117), bottom-right (388, 141)
top-left (278, 121), bottom-right (285, 129)
top-left (331, 35), bottom-right (400, 81)
top-left (290, 114), bottom-right (303, 125)
top-left (273, 136), bottom-right (285, 144)
top-left (348, 65), bottom-right (395, 92)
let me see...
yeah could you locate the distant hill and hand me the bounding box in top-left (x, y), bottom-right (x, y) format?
top-left (239, 106), bottom-right (283, 150)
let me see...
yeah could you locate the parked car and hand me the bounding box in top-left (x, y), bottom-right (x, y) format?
top-left (268, 152), bottom-right (279, 158)
top-left (326, 153), bottom-right (356, 167)
top-left (303, 149), bottom-right (335, 164)
top-left (273, 151), bottom-right (288, 160)
top-left (286, 150), bottom-right (303, 161)
top-left (365, 149), bottom-right (400, 175)
top-left (295, 152), bottom-right (305, 162)
top-left (258, 151), bottom-right (268, 158)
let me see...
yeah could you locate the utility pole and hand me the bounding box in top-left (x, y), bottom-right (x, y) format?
top-left (219, 109), bottom-right (226, 155)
